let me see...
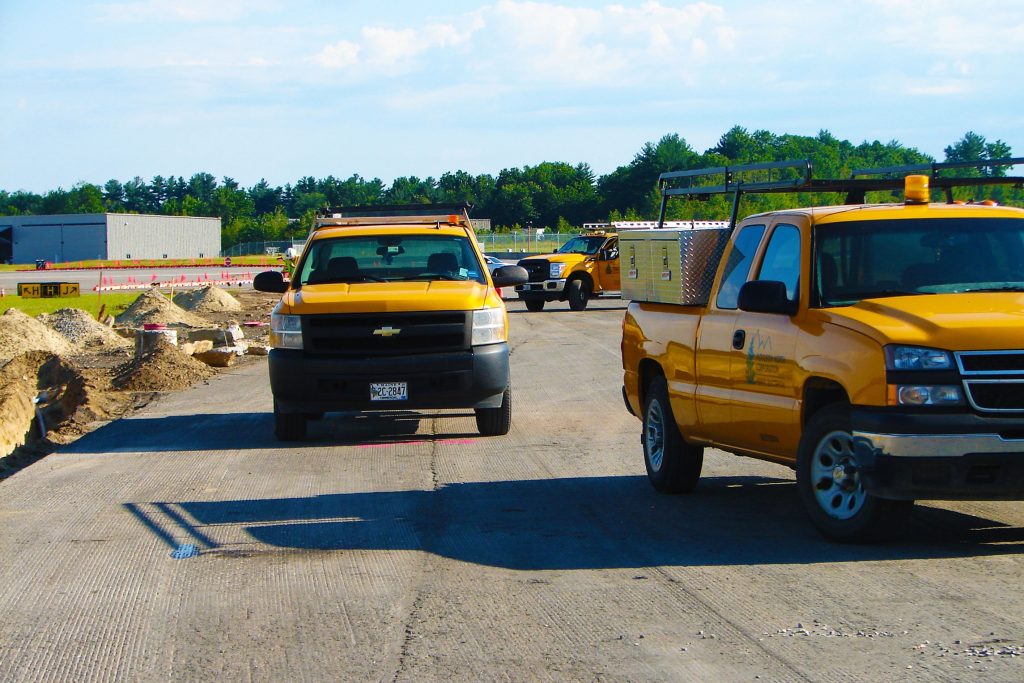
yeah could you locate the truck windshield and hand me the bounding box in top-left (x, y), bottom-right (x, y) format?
top-left (296, 234), bottom-right (487, 286)
top-left (556, 235), bottom-right (606, 255)
top-left (815, 217), bottom-right (1024, 306)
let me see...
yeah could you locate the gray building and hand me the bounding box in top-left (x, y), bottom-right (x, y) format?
top-left (0, 213), bottom-right (221, 264)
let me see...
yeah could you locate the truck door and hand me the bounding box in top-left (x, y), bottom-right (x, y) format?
top-left (694, 224), bottom-right (766, 441)
top-left (727, 221), bottom-right (804, 459)
top-left (597, 237), bottom-right (620, 292)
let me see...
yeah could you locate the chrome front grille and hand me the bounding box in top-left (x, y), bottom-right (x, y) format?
top-left (957, 351), bottom-right (1024, 412)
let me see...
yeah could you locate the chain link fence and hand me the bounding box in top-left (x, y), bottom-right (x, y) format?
top-left (222, 233), bottom-right (576, 257)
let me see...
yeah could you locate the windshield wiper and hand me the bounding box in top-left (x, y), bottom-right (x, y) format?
top-left (960, 286), bottom-right (1024, 293)
top-left (858, 288), bottom-right (933, 299)
top-left (394, 274), bottom-right (468, 281)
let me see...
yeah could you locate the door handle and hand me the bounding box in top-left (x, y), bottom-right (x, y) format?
top-left (732, 329), bottom-right (746, 350)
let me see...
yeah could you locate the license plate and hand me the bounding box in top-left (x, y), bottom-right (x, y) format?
top-left (370, 382), bottom-right (408, 401)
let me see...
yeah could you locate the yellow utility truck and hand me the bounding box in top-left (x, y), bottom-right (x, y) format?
top-left (514, 228), bottom-right (621, 311)
top-left (254, 204), bottom-right (528, 441)
top-left (620, 159), bottom-right (1024, 540)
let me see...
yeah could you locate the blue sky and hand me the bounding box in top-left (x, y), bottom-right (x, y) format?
top-left (2, 0), bottom-right (1022, 193)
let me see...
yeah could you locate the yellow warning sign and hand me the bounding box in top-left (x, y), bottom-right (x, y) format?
top-left (17, 282), bottom-right (80, 298)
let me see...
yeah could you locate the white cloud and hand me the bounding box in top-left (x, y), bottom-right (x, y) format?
top-left (315, 41), bottom-right (361, 70)
top-left (313, 21), bottom-right (475, 74)
top-left (310, 1), bottom-right (736, 86)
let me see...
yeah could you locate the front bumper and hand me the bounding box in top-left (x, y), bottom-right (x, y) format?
top-left (269, 343), bottom-right (509, 414)
top-left (515, 279), bottom-right (566, 299)
top-left (851, 408), bottom-right (1024, 500)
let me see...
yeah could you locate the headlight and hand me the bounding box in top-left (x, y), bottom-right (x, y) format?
top-left (891, 385), bottom-right (963, 406)
top-left (549, 263), bottom-right (566, 278)
top-left (270, 312), bottom-right (303, 349)
top-left (472, 307), bottom-right (506, 346)
top-left (884, 345), bottom-right (953, 370)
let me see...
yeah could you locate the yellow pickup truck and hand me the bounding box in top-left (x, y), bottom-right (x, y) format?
top-left (514, 229), bottom-right (621, 311)
top-left (254, 204), bottom-right (528, 441)
top-left (621, 159), bottom-right (1024, 540)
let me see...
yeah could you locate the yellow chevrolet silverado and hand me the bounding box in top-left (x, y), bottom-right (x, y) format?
top-left (254, 205), bottom-right (528, 441)
top-left (621, 159), bottom-right (1024, 540)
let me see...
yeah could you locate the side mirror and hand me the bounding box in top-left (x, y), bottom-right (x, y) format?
top-left (737, 280), bottom-right (798, 316)
top-left (492, 265), bottom-right (529, 288)
top-left (253, 270), bottom-right (288, 294)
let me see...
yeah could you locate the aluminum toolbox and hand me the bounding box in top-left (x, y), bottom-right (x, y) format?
top-left (619, 222), bottom-right (729, 305)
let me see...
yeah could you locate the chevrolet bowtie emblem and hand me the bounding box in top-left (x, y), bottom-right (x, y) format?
top-left (373, 326), bottom-right (401, 337)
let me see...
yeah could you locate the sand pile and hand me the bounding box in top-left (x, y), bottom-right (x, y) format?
top-left (115, 289), bottom-right (209, 328)
top-left (0, 309), bottom-right (75, 364)
top-left (173, 285), bottom-right (242, 313)
top-left (38, 308), bottom-right (130, 349)
top-left (112, 341), bottom-right (215, 392)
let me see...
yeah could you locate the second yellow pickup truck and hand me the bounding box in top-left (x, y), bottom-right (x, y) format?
top-left (621, 159), bottom-right (1024, 541)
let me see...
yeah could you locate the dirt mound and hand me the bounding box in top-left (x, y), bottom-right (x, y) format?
top-left (112, 341), bottom-right (215, 392)
top-left (173, 285), bottom-right (243, 313)
top-left (0, 309), bottom-right (75, 364)
top-left (0, 351), bottom-right (91, 462)
top-left (114, 289), bottom-right (209, 328)
top-left (38, 308), bottom-right (130, 349)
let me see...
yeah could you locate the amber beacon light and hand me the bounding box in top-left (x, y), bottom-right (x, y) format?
top-left (904, 174), bottom-right (930, 204)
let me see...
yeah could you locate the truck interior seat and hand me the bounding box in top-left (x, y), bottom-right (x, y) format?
top-left (309, 256), bottom-right (360, 283)
top-left (427, 252), bottom-right (459, 274)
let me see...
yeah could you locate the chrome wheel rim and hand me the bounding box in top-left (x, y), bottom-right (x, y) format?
top-left (645, 399), bottom-right (665, 472)
top-left (810, 429), bottom-right (866, 520)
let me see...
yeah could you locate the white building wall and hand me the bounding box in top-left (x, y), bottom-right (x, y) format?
top-left (105, 214), bottom-right (220, 260)
top-left (0, 213), bottom-right (221, 263)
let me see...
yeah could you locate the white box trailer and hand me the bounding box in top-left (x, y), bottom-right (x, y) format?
top-left (619, 221), bottom-right (729, 305)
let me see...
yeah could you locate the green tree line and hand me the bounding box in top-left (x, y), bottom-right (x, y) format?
top-left (1, 128), bottom-right (1018, 247)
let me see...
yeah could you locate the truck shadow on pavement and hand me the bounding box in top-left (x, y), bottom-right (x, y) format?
top-left (127, 474), bottom-right (1024, 568)
top-left (62, 411), bottom-right (482, 453)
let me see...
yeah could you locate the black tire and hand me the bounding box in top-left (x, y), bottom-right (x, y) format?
top-left (642, 376), bottom-right (703, 493)
top-left (475, 385), bottom-right (512, 436)
top-left (567, 278), bottom-right (590, 311)
top-left (524, 298), bottom-right (545, 312)
top-left (274, 400), bottom-right (307, 441)
top-left (796, 403), bottom-right (913, 542)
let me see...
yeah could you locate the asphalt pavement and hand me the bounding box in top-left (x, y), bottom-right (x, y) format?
top-left (1, 299), bottom-right (1022, 681)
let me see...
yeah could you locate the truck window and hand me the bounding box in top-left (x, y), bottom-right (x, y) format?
top-left (716, 224), bottom-right (766, 309)
top-left (815, 217), bottom-right (1024, 306)
top-left (557, 235), bottom-right (607, 255)
top-left (756, 224), bottom-right (801, 300)
top-left (297, 234), bottom-right (487, 285)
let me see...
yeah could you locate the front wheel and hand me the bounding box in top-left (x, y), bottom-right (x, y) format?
top-left (523, 298), bottom-right (545, 312)
top-left (475, 385), bottom-right (512, 436)
top-left (567, 278), bottom-right (590, 311)
top-left (796, 403), bottom-right (912, 541)
top-left (642, 376), bottom-right (703, 493)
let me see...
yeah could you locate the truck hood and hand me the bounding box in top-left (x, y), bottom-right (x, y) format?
top-left (281, 280), bottom-right (493, 314)
top-left (521, 253), bottom-right (588, 264)
top-left (825, 292), bottom-right (1024, 350)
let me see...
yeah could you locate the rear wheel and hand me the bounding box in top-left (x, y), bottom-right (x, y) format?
top-left (524, 298), bottom-right (545, 312)
top-left (475, 385), bottom-right (512, 436)
top-left (567, 278), bottom-right (590, 311)
top-left (642, 376), bottom-right (703, 493)
top-left (796, 403), bottom-right (912, 541)
top-left (274, 400), bottom-right (307, 441)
